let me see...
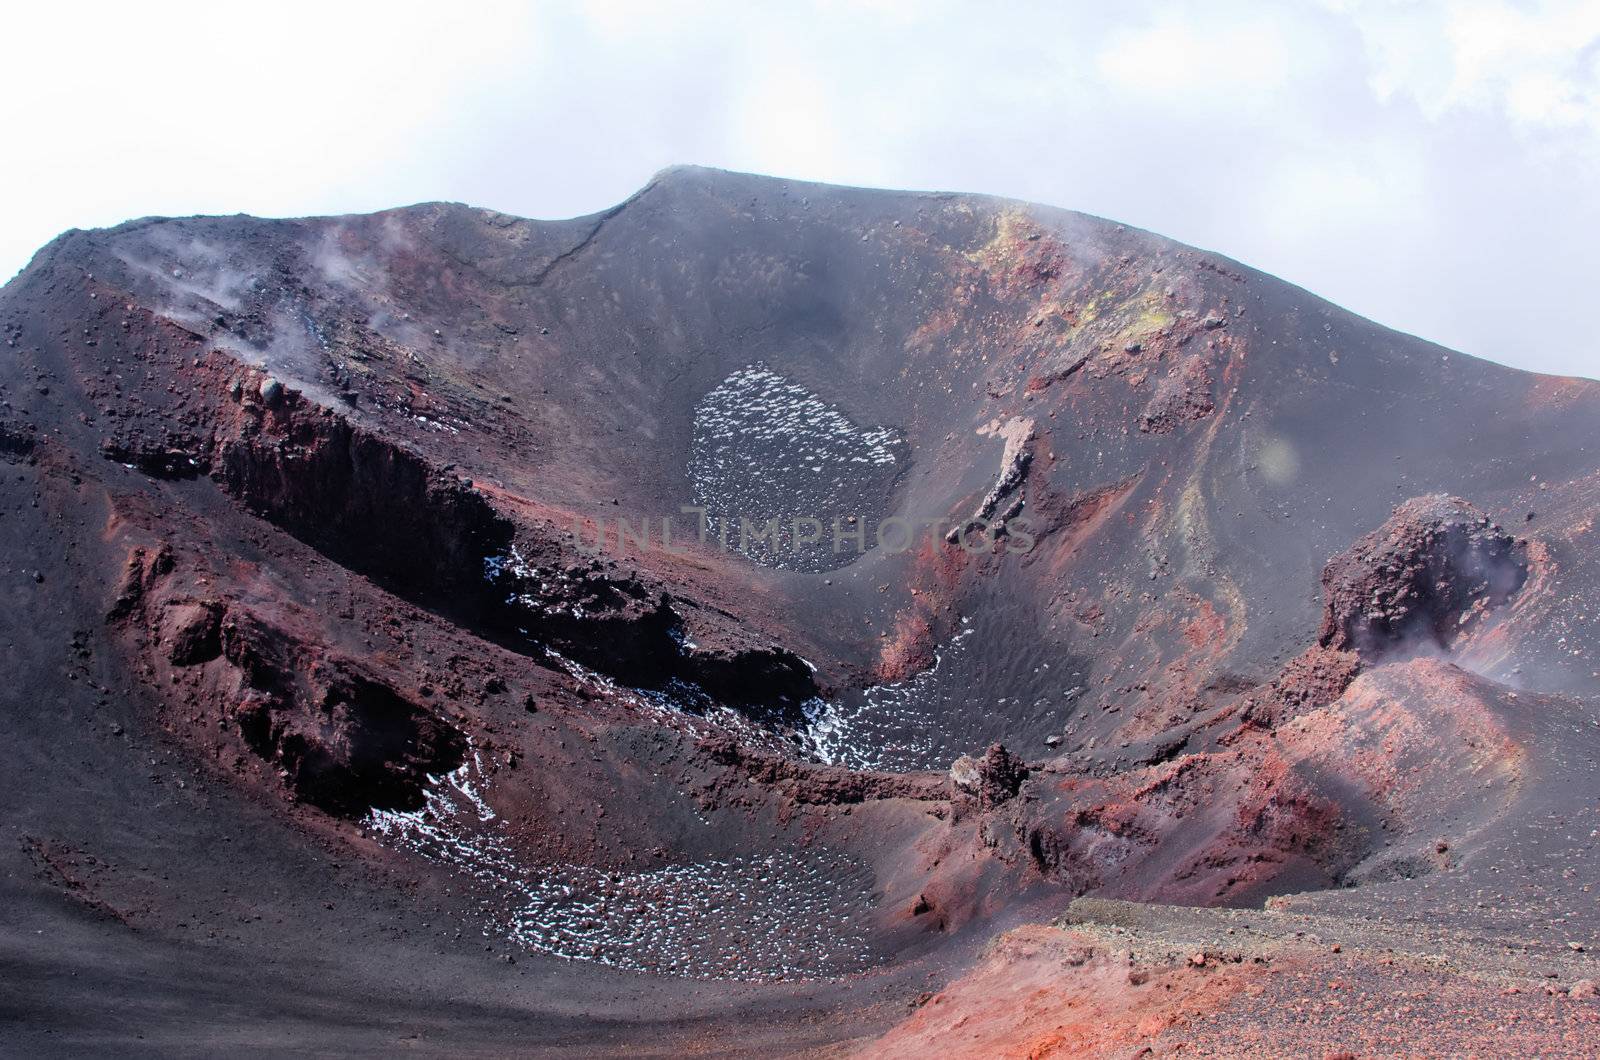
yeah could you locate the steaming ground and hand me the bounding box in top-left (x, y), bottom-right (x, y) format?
top-left (4, 167), bottom-right (1600, 1054)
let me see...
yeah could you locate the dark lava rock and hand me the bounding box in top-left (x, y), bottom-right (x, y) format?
top-left (952, 743), bottom-right (1029, 810)
top-left (1139, 353), bottom-right (1215, 434)
top-left (1318, 495), bottom-right (1526, 658)
top-left (161, 600), bottom-right (224, 665)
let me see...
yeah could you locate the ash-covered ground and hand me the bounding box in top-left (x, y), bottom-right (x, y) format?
top-left (2, 167), bottom-right (1598, 1055)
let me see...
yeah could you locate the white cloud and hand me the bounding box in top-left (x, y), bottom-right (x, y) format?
top-left (1096, 12), bottom-right (1299, 104)
top-left (1333, 0), bottom-right (1600, 131)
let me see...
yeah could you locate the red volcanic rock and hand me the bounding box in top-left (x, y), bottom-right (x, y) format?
top-left (998, 493), bottom-right (1541, 908)
top-left (1318, 495), bottom-right (1526, 658)
top-left (1138, 353), bottom-right (1214, 434)
top-left (1240, 644), bottom-right (1362, 727)
top-left (951, 743), bottom-right (1029, 809)
top-left (866, 925), bottom-right (1259, 1059)
top-left (159, 600), bottom-right (224, 665)
top-left (698, 732), bottom-right (949, 806)
top-left (216, 612), bottom-right (469, 817)
top-left (1270, 645), bottom-right (1362, 709)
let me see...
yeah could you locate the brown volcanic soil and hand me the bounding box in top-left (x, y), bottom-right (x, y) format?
top-left (2, 167), bottom-right (1599, 1054)
top-left (867, 899), bottom-right (1600, 1058)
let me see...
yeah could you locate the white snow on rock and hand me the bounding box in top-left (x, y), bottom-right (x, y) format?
top-left (689, 364), bottom-right (904, 572)
top-left (368, 740), bottom-right (881, 982)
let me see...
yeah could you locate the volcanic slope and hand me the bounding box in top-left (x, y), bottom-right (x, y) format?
top-left (2, 167), bottom-right (1599, 1055)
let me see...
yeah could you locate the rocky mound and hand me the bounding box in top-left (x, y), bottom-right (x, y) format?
top-left (1319, 494), bottom-right (1527, 658)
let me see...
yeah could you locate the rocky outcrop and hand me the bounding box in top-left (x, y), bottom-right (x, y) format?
top-left (1318, 495), bottom-right (1526, 658)
top-left (1138, 353), bottom-right (1214, 433)
top-left (699, 734), bottom-right (950, 806)
top-left (220, 612), bottom-right (467, 817)
top-left (0, 419), bottom-right (36, 461)
top-left (159, 600), bottom-right (224, 665)
top-left (948, 418), bottom-right (1034, 542)
top-left (951, 743), bottom-right (1029, 810)
top-left (212, 385), bottom-right (512, 605)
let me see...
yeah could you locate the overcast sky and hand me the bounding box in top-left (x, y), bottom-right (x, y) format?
top-left (4, 0), bottom-right (1597, 378)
